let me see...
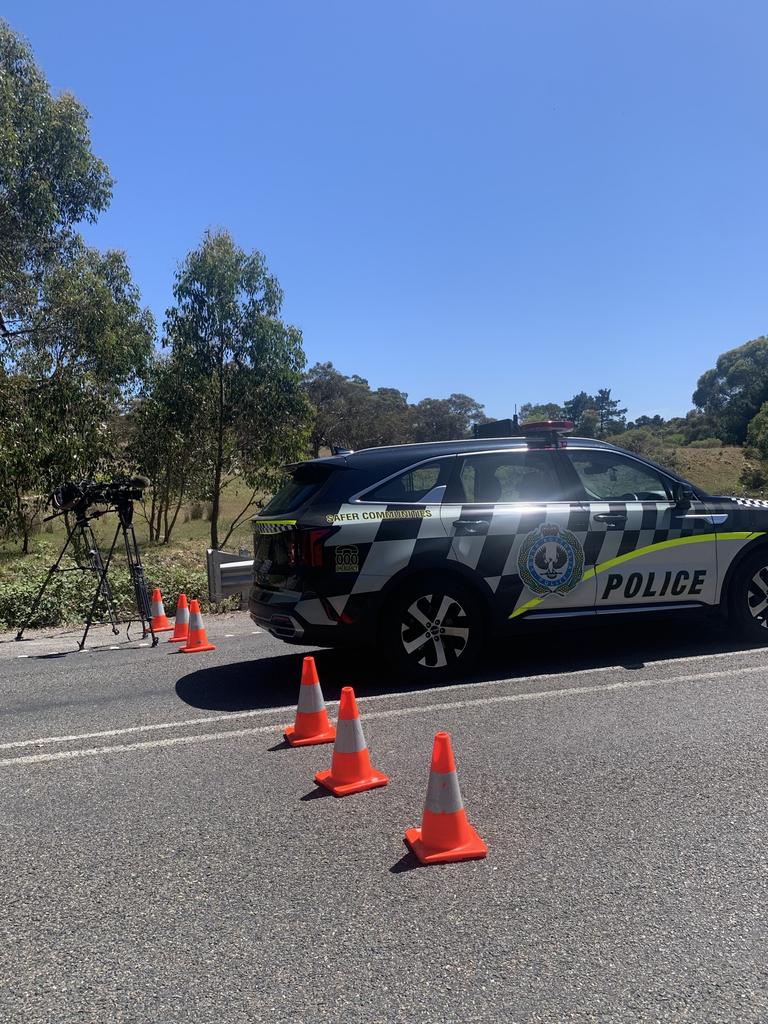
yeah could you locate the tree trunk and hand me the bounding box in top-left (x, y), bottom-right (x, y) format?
top-left (210, 351), bottom-right (225, 550)
top-left (14, 483), bottom-right (29, 554)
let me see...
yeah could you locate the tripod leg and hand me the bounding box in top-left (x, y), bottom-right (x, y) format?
top-left (15, 522), bottom-right (78, 640)
top-left (122, 523), bottom-right (157, 647)
top-left (80, 524), bottom-right (121, 650)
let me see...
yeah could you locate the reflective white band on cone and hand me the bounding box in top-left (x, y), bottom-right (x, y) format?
top-left (188, 610), bottom-right (203, 631)
top-left (424, 770), bottom-right (464, 814)
top-left (151, 601), bottom-right (163, 616)
top-left (297, 683), bottom-right (326, 714)
top-left (334, 716), bottom-right (366, 753)
top-left (176, 606), bottom-right (189, 625)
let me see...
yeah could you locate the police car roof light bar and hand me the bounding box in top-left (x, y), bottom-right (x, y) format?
top-left (519, 420), bottom-right (574, 449)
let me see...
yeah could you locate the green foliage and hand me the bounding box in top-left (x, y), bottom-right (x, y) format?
top-left (0, 20), bottom-right (112, 327)
top-left (688, 437), bottom-right (722, 449)
top-left (127, 354), bottom-right (204, 543)
top-left (303, 362), bottom-right (412, 452)
top-left (0, 23), bottom-right (154, 552)
top-left (693, 336), bottom-right (768, 443)
top-left (607, 427), bottom-right (679, 471)
top-left (411, 394), bottom-right (486, 442)
top-left (563, 389), bottom-right (627, 437)
top-left (518, 402), bottom-right (567, 422)
top-left (164, 230), bottom-right (311, 548)
top-left (0, 545), bottom-right (238, 630)
top-left (303, 362), bottom-right (487, 450)
top-left (745, 400), bottom-right (768, 461)
top-left (739, 463), bottom-right (767, 494)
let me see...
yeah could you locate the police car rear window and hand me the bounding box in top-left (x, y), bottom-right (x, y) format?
top-left (261, 465), bottom-right (334, 514)
top-left (364, 462), bottom-right (443, 503)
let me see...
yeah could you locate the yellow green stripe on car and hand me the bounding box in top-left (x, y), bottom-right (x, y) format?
top-left (509, 531), bottom-right (765, 619)
top-left (252, 518), bottom-right (298, 534)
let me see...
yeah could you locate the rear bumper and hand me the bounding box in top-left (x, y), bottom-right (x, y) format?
top-left (248, 586), bottom-right (368, 647)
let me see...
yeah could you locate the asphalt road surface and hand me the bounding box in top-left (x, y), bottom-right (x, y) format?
top-left (1, 612), bottom-right (768, 1023)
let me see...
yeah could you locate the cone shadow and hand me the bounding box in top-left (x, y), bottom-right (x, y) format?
top-left (300, 786), bottom-right (332, 801)
top-left (389, 850), bottom-right (424, 874)
top-left (268, 739), bottom-right (290, 752)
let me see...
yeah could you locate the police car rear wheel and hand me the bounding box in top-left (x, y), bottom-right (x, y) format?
top-left (730, 549), bottom-right (768, 640)
top-left (382, 579), bottom-right (484, 681)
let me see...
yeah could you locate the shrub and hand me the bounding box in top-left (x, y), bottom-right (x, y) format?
top-left (740, 464), bottom-right (767, 493)
top-left (688, 438), bottom-right (722, 449)
top-left (608, 428), bottom-right (679, 471)
top-left (0, 549), bottom-right (240, 630)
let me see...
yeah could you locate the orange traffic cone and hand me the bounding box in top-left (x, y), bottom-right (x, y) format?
top-left (149, 588), bottom-right (173, 633)
top-left (315, 686), bottom-right (388, 796)
top-left (167, 593), bottom-right (190, 644)
top-left (284, 657), bottom-right (336, 746)
top-left (179, 599), bottom-right (216, 653)
top-left (404, 732), bottom-right (487, 864)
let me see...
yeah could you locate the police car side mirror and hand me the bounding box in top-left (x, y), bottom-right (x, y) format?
top-left (672, 482), bottom-right (693, 508)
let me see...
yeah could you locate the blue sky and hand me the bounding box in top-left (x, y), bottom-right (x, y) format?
top-left (6, 1), bottom-right (768, 420)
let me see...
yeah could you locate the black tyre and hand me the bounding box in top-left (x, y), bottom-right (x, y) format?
top-left (728, 548), bottom-right (768, 642)
top-left (380, 577), bottom-right (485, 682)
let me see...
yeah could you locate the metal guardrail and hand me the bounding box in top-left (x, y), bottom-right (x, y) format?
top-left (207, 548), bottom-right (254, 603)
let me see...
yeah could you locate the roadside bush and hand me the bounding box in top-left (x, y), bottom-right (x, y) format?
top-left (0, 548), bottom-right (240, 629)
top-left (189, 501), bottom-right (204, 520)
top-left (608, 428), bottom-right (679, 471)
top-left (739, 464), bottom-right (767, 493)
top-left (688, 438), bottom-right (722, 449)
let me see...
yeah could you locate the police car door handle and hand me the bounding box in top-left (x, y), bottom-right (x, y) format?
top-left (593, 512), bottom-right (627, 529)
top-left (454, 519), bottom-right (490, 536)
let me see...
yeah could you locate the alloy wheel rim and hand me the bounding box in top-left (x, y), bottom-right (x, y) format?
top-left (401, 592), bottom-right (470, 668)
top-left (747, 566), bottom-right (768, 626)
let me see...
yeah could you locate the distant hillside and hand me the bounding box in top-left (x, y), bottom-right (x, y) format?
top-left (674, 446), bottom-right (747, 496)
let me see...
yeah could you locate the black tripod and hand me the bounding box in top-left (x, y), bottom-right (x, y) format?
top-left (15, 497), bottom-right (158, 650)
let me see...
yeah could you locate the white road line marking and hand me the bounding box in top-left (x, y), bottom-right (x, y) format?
top-left (2, 647), bottom-right (766, 753)
top-left (16, 655), bottom-right (29, 659)
top-left (0, 706), bottom-right (294, 750)
top-left (224, 634), bottom-right (235, 637)
top-left (0, 663), bottom-right (765, 768)
top-left (0, 723), bottom-right (280, 766)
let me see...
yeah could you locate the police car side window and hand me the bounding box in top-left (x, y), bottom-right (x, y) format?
top-left (364, 462), bottom-right (443, 503)
top-left (456, 452), bottom-right (564, 503)
top-left (568, 451), bottom-right (671, 501)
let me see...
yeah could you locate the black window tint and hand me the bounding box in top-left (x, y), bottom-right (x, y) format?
top-left (456, 451), bottom-right (564, 502)
top-left (365, 461), bottom-right (443, 503)
top-left (262, 465), bottom-right (333, 514)
top-left (568, 451), bottom-right (671, 500)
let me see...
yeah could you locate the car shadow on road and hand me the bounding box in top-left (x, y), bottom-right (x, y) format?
top-left (175, 614), bottom-right (764, 712)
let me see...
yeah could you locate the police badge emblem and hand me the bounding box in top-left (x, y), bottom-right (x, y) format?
top-left (518, 523), bottom-right (584, 597)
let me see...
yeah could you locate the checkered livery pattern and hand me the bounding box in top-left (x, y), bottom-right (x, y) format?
top-left (733, 498), bottom-right (768, 508)
top-left (443, 500), bottom-right (720, 612)
top-left (295, 502), bottom-right (450, 625)
top-left (256, 492), bottom-right (766, 630)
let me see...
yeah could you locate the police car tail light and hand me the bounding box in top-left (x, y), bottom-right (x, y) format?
top-left (290, 528), bottom-right (332, 568)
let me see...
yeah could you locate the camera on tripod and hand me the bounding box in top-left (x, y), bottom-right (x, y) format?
top-left (50, 476), bottom-right (149, 515)
top-left (16, 474), bottom-right (158, 649)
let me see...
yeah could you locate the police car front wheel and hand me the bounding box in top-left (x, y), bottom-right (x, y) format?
top-left (729, 548), bottom-right (768, 641)
top-left (381, 579), bottom-right (484, 681)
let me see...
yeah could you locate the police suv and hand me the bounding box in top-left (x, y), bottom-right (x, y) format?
top-left (249, 422), bottom-right (768, 680)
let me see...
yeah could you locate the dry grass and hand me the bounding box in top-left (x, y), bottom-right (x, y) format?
top-left (674, 446), bottom-right (747, 496)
